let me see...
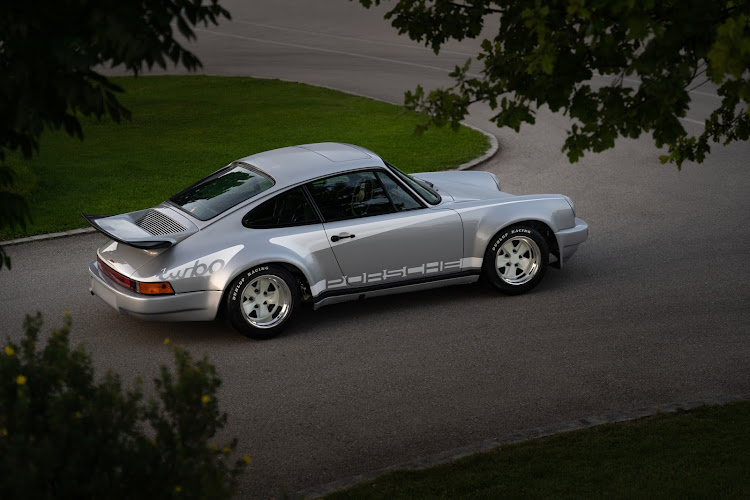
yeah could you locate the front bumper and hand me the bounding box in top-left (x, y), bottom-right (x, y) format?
top-left (554, 217), bottom-right (588, 268)
top-left (88, 261), bottom-right (222, 322)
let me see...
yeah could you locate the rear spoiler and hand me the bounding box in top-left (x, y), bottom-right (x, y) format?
top-left (82, 207), bottom-right (197, 250)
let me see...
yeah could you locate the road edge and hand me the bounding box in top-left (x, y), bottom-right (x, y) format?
top-left (295, 393), bottom-right (750, 499)
top-left (3, 227), bottom-right (97, 247)
top-left (455, 122), bottom-right (499, 171)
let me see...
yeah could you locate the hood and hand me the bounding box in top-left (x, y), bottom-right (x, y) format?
top-left (413, 171), bottom-right (510, 202)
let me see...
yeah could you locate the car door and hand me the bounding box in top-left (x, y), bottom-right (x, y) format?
top-left (241, 186), bottom-right (345, 296)
top-left (306, 169), bottom-right (464, 292)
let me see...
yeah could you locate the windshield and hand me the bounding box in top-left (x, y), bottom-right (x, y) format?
top-left (385, 162), bottom-right (441, 205)
top-left (170, 162), bottom-right (275, 220)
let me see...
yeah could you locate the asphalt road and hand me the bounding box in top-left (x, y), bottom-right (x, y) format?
top-left (2, 1), bottom-right (749, 498)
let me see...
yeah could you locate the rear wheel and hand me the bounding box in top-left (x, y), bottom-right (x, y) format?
top-left (483, 225), bottom-right (549, 295)
top-left (226, 265), bottom-right (299, 339)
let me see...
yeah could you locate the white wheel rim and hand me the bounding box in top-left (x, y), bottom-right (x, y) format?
top-left (240, 275), bottom-right (292, 329)
top-left (495, 236), bottom-right (541, 285)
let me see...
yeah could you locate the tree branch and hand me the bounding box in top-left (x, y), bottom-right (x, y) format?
top-left (686, 76), bottom-right (712, 94)
top-left (448, 1), bottom-right (505, 15)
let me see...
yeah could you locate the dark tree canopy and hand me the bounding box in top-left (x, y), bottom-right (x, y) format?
top-left (0, 0), bottom-right (230, 270)
top-left (357, 0), bottom-right (750, 167)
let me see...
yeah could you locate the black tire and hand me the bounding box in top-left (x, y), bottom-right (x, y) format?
top-left (482, 225), bottom-right (549, 295)
top-left (225, 265), bottom-right (299, 339)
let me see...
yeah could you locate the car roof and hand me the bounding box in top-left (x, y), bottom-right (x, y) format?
top-left (235, 143), bottom-right (387, 188)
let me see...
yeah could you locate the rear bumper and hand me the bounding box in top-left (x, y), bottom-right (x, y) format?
top-left (554, 218), bottom-right (588, 268)
top-left (88, 261), bottom-right (221, 322)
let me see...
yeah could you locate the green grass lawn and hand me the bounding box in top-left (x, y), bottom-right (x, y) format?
top-left (326, 401), bottom-right (750, 499)
top-left (2, 75), bottom-right (488, 239)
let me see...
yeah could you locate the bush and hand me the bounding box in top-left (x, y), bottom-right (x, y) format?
top-left (0, 313), bottom-right (247, 499)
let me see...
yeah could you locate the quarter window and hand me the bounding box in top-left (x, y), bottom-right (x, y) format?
top-left (307, 171), bottom-right (394, 221)
top-left (385, 162), bottom-right (441, 205)
top-left (243, 187), bottom-right (319, 228)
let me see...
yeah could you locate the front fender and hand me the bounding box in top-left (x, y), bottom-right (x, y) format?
top-left (453, 195), bottom-right (576, 267)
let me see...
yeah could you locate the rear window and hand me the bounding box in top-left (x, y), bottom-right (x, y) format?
top-left (170, 162), bottom-right (275, 220)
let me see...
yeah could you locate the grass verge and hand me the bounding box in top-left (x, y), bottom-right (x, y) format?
top-left (2, 75), bottom-right (488, 239)
top-left (326, 401), bottom-right (750, 499)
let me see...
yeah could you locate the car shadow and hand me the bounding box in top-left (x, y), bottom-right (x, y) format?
top-left (100, 269), bottom-right (583, 348)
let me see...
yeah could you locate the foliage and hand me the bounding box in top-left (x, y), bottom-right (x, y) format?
top-left (0, 166), bottom-right (28, 268)
top-left (357, 0), bottom-right (750, 168)
top-left (0, 314), bottom-right (248, 499)
top-left (0, 0), bottom-right (231, 270)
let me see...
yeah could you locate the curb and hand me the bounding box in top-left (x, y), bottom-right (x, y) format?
top-left (295, 393), bottom-right (750, 499)
top-left (455, 122), bottom-right (499, 171)
top-left (3, 227), bottom-right (97, 247)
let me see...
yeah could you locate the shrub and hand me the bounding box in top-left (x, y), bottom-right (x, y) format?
top-left (0, 313), bottom-right (247, 499)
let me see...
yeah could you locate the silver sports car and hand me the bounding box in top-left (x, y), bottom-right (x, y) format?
top-left (86, 142), bottom-right (588, 339)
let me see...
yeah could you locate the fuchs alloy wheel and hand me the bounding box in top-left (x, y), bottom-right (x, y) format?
top-left (483, 225), bottom-right (549, 295)
top-left (226, 265), bottom-right (299, 339)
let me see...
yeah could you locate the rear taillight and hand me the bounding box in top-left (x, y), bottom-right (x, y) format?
top-left (97, 257), bottom-right (174, 295)
top-left (97, 256), bottom-right (134, 289)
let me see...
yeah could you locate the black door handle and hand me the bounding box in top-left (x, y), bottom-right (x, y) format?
top-left (331, 233), bottom-right (355, 242)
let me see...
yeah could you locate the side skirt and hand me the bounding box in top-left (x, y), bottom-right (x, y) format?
top-left (312, 272), bottom-right (481, 310)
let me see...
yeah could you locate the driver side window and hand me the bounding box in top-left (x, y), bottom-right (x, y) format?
top-left (307, 171), bottom-right (393, 222)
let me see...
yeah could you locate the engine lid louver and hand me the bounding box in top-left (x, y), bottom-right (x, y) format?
top-left (136, 210), bottom-right (187, 235)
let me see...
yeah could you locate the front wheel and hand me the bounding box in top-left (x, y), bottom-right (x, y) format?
top-left (226, 265), bottom-right (299, 339)
top-left (483, 225), bottom-right (549, 295)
